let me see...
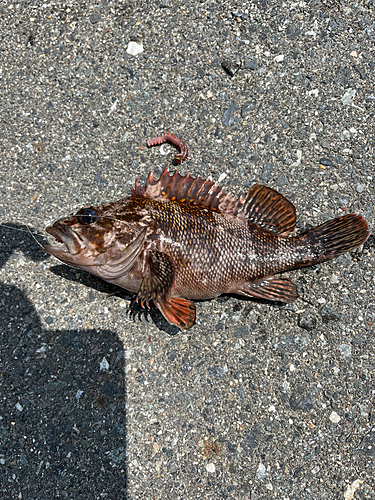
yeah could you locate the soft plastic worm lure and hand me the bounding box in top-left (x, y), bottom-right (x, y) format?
top-left (147, 133), bottom-right (189, 164)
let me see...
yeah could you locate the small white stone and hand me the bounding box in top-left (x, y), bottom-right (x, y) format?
top-left (75, 390), bottom-right (84, 403)
top-left (15, 403), bottom-right (23, 412)
top-left (268, 405), bottom-right (276, 412)
top-left (100, 357), bottom-right (110, 371)
top-left (309, 132), bottom-right (317, 141)
top-left (338, 344), bottom-right (352, 359)
top-left (317, 297), bottom-right (326, 305)
top-left (206, 463), bottom-right (215, 473)
top-left (256, 463), bottom-right (267, 481)
top-left (289, 364), bottom-right (295, 372)
top-left (344, 479), bottom-right (363, 500)
top-left (159, 144), bottom-right (168, 155)
top-left (282, 381), bottom-right (290, 391)
top-left (341, 88), bottom-right (356, 106)
top-left (329, 411), bottom-right (341, 423)
top-left (126, 41), bottom-right (144, 56)
top-left (274, 54), bottom-right (284, 62)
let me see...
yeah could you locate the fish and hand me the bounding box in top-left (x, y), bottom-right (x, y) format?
top-left (45, 168), bottom-right (369, 329)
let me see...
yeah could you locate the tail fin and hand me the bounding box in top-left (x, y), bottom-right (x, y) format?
top-left (300, 214), bottom-right (369, 265)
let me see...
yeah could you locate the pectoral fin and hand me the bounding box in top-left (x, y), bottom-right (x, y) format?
top-left (137, 251), bottom-right (175, 308)
top-left (137, 250), bottom-right (196, 329)
top-left (236, 276), bottom-right (298, 303)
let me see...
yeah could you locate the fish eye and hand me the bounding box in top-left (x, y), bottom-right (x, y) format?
top-left (77, 208), bottom-right (99, 225)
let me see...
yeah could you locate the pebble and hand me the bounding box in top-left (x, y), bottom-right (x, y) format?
top-left (221, 103), bottom-right (238, 126)
top-left (232, 10), bottom-right (248, 20)
top-left (274, 333), bottom-right (311, 351)
top-left (319, 158), bottom-right (332, 166)
top-left (298, 311), bottom-right (317, 331)
top-left (75, 389), bottom-right (84, 403)
top-left (126, 41), bottom-right (144, 56)
top-left (241, 426), bottom-right (262, 455)
top-left (309, 132), bottom-right (317, 141)
top-left (356, 183), bottom-right (365, 193)
top-left (320, 305), bottom-right (341, 322)
top-left (274, 54), bottom-right (285, 62)
top-left (289, 391), bottom-right (314, 411)
top-left (261, 163), bottom-right (274, 181)
top-left (100, 357), bottom-right (109, 371)
top-left (256, 463), bottom-right (267, 481)
top-left (107, 447), bottom-right (127, 464)
top-left (276, 173), bottom-right (289, 186)
top-left (90, 12), bottom-right (101, 24)
top-left (241, 101), bottom-right (256, 118)
top-left (344, 480), bottom-right (364, 500)
top-left (341, 88), bottom-right (356, 106)
top-left (329, 411), bottom-right (341, 424)
top-left (206, 463), bottom-right (216, 473)
top-left (208, 365), bottom-right (228, 378)
top-left (337, 344), bottom-right (352, 360)
top-left (221, 55), bottom-right (242, 77)
top-left (246, 60), bottom-right (257, 70)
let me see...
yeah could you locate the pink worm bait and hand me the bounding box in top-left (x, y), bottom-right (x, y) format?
top-left (147, 133), bottom-right (189, 164)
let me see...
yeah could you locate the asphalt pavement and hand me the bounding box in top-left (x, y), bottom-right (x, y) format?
top-left (0, 1), bottom-right (374, 499)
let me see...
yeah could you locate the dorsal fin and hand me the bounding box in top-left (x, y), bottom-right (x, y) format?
top-left (131, 170), bottom-right (296, 235)
top-left (236, 184), bottom-right (296, 236)
top-left (131, 168), bottom-right (236, 211)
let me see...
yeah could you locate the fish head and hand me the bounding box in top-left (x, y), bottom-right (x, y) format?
top-left (44, 202), bottom-right (148, 281)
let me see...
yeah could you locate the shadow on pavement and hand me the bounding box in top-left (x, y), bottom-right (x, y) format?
top-left (50, 264), bottom-right (181, 335)
top-left (0, 224), bottom-right (128, 499)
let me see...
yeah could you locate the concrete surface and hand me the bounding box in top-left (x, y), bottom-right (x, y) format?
top-left (0, 1), bottom-right (374, 499)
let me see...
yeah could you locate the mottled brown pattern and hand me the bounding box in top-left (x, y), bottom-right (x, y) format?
top-left (45, 169), bottom-right (369, 329)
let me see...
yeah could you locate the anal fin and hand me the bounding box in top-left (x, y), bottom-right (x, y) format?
top-left (154, 296), bottom-right (196, 329)
top-left (236, 276), bottom-right (298, 303)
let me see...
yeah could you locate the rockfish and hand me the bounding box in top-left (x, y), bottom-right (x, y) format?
top-left (45, 168), bottom-right (369, 329)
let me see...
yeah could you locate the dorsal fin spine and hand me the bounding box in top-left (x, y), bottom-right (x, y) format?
top-left (130, 169), bottom-right (296, 235)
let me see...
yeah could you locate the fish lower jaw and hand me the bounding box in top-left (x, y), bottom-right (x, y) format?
top-left (44, 242), bottom-right (69, 255)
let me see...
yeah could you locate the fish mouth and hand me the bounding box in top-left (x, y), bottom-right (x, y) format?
top-left (44, 223), bottom-right (86, 256)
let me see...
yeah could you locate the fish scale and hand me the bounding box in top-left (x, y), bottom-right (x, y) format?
top-left (145, 199), bottom-right (290, 299)
top-left (45, 168), bottom-right (369, 329)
